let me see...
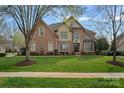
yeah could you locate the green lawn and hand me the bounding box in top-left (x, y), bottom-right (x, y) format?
top-left (0, 77), bottom-right (124, 88)
top-left (0, 55), bottom-right (124, 72)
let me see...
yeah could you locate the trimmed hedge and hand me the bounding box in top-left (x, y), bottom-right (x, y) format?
top-left (0, 53), bottom-right (6, 57)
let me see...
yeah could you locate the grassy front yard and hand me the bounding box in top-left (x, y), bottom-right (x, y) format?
top-left (0, 77), bottom-right (123, 88)
top-left (0, 55), bottom-right (124, 72)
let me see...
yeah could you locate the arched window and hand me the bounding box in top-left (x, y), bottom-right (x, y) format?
top-left (74, 33), bottom-right (80, 40)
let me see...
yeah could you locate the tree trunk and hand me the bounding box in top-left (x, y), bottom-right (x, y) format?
top-left (113, 36), bottom-right (116, 62)
top-left (25, 37), bottom-right (31, 61)
top-left (113, 50), bottom-right (116, 62)
top-left (13, 40), bottom-right (15, 55)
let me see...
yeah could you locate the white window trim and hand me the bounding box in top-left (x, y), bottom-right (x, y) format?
top-left (60, 31), bottom-right (67, 40)
top-left (84, 42), bottom-right (94, 52)
top-left (0, 48), bottom-right (5, 53)
top-left (39, 27), bottom-right (45, 37)
top-left (31, 42), bottom-right (36, 52)
top-left (59, 41), bottom-right (69, 52)
top-left (48, 41), bottom-right (53, 52)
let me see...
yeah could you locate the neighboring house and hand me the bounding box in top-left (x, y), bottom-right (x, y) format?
top-left (31, 16), bottom-right (96, 55)
top-left (117, 33), bottom-right (124, 52)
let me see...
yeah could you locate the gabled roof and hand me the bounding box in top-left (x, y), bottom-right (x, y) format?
top-left (49, 16), bottom-right (96, 34)
top-left (39, 19), bottom-right (58, 37)
top-left (49, 22), bottom-right (63, 31)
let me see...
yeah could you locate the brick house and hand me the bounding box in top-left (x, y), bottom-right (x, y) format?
top-left (31, 16), bottom-right (96, 55)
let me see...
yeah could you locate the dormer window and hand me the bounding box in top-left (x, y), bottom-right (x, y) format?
top-left (39, 27), bottom-right (45, 37)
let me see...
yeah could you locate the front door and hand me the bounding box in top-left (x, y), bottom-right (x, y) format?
top-left (74, 43), bottom-right (80, 53)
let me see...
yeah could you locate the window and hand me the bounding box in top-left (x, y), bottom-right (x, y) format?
top-left (0, 48), bottom-right (5, 53)
top-left (48, 41), bottom-right (53, 52)
top-left (70, 22), bottom-right (73, 27)
top-left (84, 42), bottom-right (94, 52)
top-left (60, 32), bottom-right (67, 39)
top-left (74, 33), bottom-right (80, 40)
top-left (39, 27), bottom-right (45, 37)
top-left (59, 42), bottom-right (69, 52)
top-left (31, 43), bottom-right (36, 51)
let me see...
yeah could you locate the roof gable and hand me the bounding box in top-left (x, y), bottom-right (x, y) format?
top-left (39, 19), bottom-right (58, 37)
top-left (49, 16), bottom-right (96, 34)
top-left (65, 16), bottom-right (82, 28)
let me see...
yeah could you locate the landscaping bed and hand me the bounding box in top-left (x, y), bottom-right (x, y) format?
top-left (107, 61), bottom-right (124, 67)
top-left (16, 60), bottom-right (36, 66)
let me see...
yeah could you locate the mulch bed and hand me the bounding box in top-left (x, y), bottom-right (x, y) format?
top-left (16, 60), bottom-right (36, 66)
top-left (106, 61), bottom-right (124, 67)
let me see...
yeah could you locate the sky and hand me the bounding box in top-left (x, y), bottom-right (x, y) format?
top-left (2, 5), bottom-right (124, 37)
top-left (43, 5), bottom-right (97, 31)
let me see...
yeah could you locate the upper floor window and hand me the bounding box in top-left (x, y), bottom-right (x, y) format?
top-left (39, 27), bottom-right (45, 37)
top-left (60, 32), bottom-right (67, 39)
top-left (74, 33), bottom-right (80, 40)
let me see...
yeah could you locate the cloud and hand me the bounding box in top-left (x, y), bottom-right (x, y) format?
top-left (78, 16), bottom-right (92, 21)
top-left (115, 16), bottom-right (124, 21)
top-left (78, 16), bottom-right (99, 22)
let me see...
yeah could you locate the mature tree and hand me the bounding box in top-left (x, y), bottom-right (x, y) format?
top-left (95, 37), bottom-right (109, 55)
top-left (86, 5), bottom-right (124, 62)
top-left (0, 5), bottom-right (84, 61)
top-left (100, 6), bottom-right (124, 62)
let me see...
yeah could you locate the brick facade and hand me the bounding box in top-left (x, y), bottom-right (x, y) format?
top-left (31, 20), bottom-right (58, 55)
top-left (31, 16), bottom-right (96, 55)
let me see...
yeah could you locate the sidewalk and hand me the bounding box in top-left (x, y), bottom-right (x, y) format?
top-left (0, 72), bottom-right (124, 78)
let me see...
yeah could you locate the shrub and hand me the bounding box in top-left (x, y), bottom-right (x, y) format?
top-left (99, 50), bottom-right (108, 55)
top-left (107, 51), bottom-right (124, 56)
top-left (0, 53), bottom-right (6, 57)
top-left (47, 52), bottom-right (54, 55)
top-left (30, 52), bottom-right (40, 56)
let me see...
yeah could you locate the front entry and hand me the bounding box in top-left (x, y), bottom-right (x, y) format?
top-left (74, 43), bottom-right (80, 53)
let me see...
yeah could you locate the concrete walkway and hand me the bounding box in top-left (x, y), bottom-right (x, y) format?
top-left (0, 72), bottom-right (124, 78)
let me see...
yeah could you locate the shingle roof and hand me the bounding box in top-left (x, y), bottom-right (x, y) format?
top-left (49, 22), bottom-right (96, 34)
top-left (49, 22), bottom-right (63, 31)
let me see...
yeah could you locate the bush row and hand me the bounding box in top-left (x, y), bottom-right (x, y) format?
top-left (98, 51), bottom-right (124, 56)
top-left (0, 53), bottom-right (6, 57)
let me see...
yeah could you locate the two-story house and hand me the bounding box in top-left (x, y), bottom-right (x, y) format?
top-left (31, 16), bottom-right (96, 55)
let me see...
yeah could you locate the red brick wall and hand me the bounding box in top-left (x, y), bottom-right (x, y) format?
top-left (32, 20), bottom-right (58, 55)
